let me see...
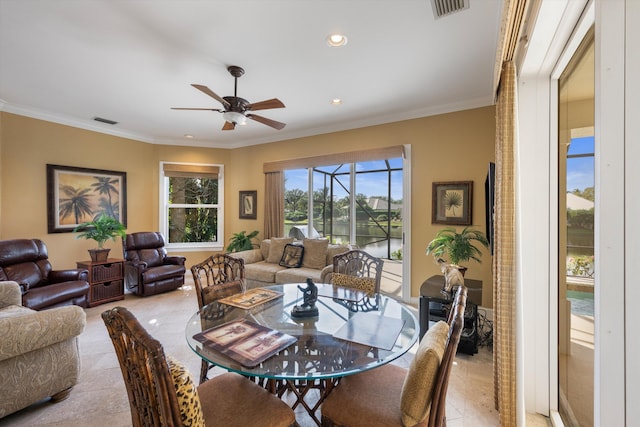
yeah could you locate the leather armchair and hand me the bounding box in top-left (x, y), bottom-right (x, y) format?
top-left (122, 232), bottom-right (186, 296)
top-left (0, 239), bottom-right (90, 310)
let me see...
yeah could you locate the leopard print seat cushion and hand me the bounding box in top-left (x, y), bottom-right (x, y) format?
top-left (167, 356), bottom-right (205, 426)
top-left (331, 272), bottom-right (377, 296)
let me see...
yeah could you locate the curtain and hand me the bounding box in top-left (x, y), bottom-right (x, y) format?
top-left (264, 171), bottom-right (284, 239)
top-left (493, 60), bottom-right (517, 426)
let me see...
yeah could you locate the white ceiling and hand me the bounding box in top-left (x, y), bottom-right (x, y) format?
top-left (0, 0), bottom-right (503, 149)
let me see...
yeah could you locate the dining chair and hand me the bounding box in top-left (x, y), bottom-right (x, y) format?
top-left (191, 254), bottom-right (245, 383)
top-left (320, 286), bottom-right (467, 427)
top-left (330, 249), bottom-right (384, 295)
top-left (102, 306), bottom-right (298, 427)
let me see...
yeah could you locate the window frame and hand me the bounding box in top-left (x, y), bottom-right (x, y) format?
top-left (159, 161), bottom-right (225, 252)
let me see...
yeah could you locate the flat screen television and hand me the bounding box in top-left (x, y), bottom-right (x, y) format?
top-left (485, 162), bottom-right (495, 255)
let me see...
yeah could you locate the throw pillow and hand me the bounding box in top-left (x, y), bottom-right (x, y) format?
top-left (202, 280), bottom-right (244, 305)
top-left (400, 320), bottom-right (449, 426)
top-left (302, 238), bottom-right (329, 270)
top-left (167, 356), bottom-right (206, 427)
top-left (265, 237), bottom-right (294, 264)
top-left (331, 272), bottom-right (377, 296)
top-left (279, 244), bottom-right (304, 268)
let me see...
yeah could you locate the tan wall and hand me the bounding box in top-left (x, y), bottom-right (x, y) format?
top-left (0, 107), bottom-right (495, 305)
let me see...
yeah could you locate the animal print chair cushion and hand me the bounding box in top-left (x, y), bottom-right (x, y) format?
top-left (331, 272), bottom-right (377, 296)
top-left (167, 356), bottom-right (205, 427)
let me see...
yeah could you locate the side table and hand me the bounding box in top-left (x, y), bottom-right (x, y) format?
top-left (76, 258), bottom-right (124, 307)
top-left (419, 275), bottom-right (482, 340)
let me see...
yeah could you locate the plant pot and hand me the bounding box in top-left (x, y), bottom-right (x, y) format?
top-left (89, 248), bottom-right (110, 262)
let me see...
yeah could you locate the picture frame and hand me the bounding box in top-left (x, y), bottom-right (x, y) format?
top-left (47, 164), bottom-right (127, 233)
top-left (239, 190), bottom-right (257, 219)
top-left (431, 181), bottom-right (473, 225)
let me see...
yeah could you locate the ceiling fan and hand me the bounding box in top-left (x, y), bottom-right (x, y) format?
top-left (172, 65), bottom-right (286, 131)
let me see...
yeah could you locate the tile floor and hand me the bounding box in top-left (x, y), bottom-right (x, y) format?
top-left (0, 278), bottom-right (550, 426)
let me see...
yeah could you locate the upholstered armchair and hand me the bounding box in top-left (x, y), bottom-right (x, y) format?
top-left (0, 281), bottom-right (86, 418)
top-left (0, 238), bottom-right (90, 310)
top-left (122, 232), bottom-right (186, 296)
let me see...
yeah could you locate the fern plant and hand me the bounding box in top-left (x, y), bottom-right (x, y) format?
top-left (426, 226), bottom-right (489, 265)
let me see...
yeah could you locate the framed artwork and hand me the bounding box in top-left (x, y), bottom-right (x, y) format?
top-left (239, 190), bottom-right (257, 219)
top-left (431, 181), bottom-right (473, 225)
top-left (47, 164), bottom-right (127, 233)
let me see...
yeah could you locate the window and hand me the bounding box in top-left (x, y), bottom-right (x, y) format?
top-left (284, 157), bottom-right (403, 259)
top-left (160, 162), bottom-right (224, 250)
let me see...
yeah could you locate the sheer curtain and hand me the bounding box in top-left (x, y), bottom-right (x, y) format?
top-left (492, 0), bottom-right (528, 424)
top-left (264, 171), bottom-right (284, 239)
top-left (493, 60), bottom-right (517, 425)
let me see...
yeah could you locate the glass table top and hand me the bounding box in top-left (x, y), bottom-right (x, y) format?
top-left (185, 283), bottom-right (418, 381)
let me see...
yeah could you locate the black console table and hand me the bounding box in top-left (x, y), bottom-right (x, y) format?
top-left (419, 275), bottom-right (482, 341)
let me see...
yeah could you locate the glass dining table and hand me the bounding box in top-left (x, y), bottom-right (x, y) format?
top-left (185, 283), bottom-right (418, 425)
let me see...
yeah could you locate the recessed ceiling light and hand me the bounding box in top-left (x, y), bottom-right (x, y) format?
top-left (184, 134), bottom-right (194, 139)
top-left (327, 34), bottom-right (348, 47)
top-left (331, 98), bottom-right (342, 105)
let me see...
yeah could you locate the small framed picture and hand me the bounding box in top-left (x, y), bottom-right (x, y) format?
top-left (432, 181), bottom-right (473, 225)
top-left (239, 190), bottom-right (257, 219)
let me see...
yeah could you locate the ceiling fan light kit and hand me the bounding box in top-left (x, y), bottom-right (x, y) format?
top-left (172, 65), bottom-right (286, 131)
top-left (223, 111), bottom-right (247, 125)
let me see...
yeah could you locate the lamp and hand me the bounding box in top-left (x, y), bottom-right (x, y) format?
top-left (223, 111), bottom-right (247, 125)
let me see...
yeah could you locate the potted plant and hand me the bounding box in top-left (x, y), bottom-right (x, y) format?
top-left (426, 226), bottom-right (489, 273)
top-left (226, 230), bottom-right (259, 253)
top-left (74, 214), bottom-right (127, 262)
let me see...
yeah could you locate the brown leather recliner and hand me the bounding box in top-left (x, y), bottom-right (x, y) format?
top-left (0, 239), bottom-right (90, 310)
top-left (122, 232), bottom-right (186, 296)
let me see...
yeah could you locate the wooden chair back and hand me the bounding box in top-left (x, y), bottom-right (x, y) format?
top-left (332, 249), bottom-right (384, 294)
top-left (101, 306), bottom-right (182, 427)
top-left (190, 254), bottom-right (245, 309)
top-left (428, 285), bottom-right (467, 427)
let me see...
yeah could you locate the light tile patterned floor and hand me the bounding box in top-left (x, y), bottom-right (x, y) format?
top-left (0, 277), bottom-right (548, 426)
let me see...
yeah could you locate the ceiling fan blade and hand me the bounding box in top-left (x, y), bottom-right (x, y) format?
top-left (171, 107), bottom-right (222, 112)
top-left (191, 84), bottom-right (231, 109)
top-left (247, 114), bottom-right (286, 130)
top-left (222, 121), bottom-right (235, 131)
top-left (247, 98), bottom-right (285, 111)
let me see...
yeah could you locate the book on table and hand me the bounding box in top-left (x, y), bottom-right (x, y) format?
top-left (218, 288), bottom-right (283, 309)
top-left (192, 319), bottom-right (296, 367)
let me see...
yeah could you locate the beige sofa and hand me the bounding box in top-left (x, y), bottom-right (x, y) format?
top-left (231, 238), bottom-right (351, 289)
top-left (0, 281), bottom-right (86, 418)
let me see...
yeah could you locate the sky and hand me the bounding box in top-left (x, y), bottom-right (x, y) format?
top-left (284, 158), bottom-right (404, 201)
top-left (566, 136), bottom-right (595, 192)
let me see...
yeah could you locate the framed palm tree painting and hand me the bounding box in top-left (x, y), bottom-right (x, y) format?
top-left (47, 164), bottom-right (127, 233)
top-left (431, 181), bottom-right (472, 225)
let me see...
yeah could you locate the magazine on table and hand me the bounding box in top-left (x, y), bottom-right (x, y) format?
top-left (192, 319), bottom-right (296, 367)
top-left (218, 288), bottom-right (283, 309)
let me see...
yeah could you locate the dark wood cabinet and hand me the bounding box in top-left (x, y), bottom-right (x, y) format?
top-left (77, 258), bottom-right (124, 307)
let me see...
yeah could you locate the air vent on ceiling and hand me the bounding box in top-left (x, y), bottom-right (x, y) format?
top-left (431, 0), bottom-right (469, 19)
top-left (92, 116), bottom-right (118, 125)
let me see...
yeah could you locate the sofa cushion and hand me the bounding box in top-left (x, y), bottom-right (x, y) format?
top-left (326, 244), bottom-right (351, 265)
top-left (400, 320), bottom-right (449, 426)
top-left (279, 244), bottom-right (304, 268)
top-left (265, 237), bottom-right (294, 264)
top-left (244, 261), bottom-right (286, 283)
top-left (302, 238), bottom-right (329, 270)
top-left (275, 267), bottom-right (324, 284)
